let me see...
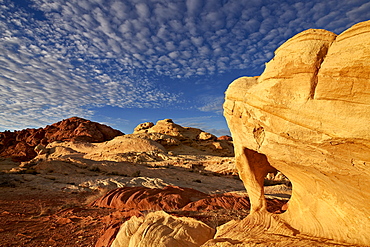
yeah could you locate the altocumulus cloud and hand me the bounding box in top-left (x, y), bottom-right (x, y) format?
top-left (0, 0), bottom-right (369, 131)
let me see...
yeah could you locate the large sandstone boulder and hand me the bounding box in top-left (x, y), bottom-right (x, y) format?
top-left (223, 21), bottom-right (370, 245)
top-left (111, 211), bottom-right (215, 247)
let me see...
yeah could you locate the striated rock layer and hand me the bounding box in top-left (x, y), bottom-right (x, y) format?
top-left (111, 211), bottom-right (215, 247)
top-left (223, 20), bottom-right (370, 245)
top-left (0, 117), bottom-right (123, 162)
top-left (90, 186), bottom-right (209, 211)
top-left (92, 186), bottom-right (288, 247)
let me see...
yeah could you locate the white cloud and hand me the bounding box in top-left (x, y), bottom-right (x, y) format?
top-left (197, 95), bottom-right (225, 115)
top-left (347, 1), bottom-right (370, 22)
top-left (186, 0), bottom-right (203, 16)
top-left (136, 3), bottom-right (150, 19)
top-left (1, 0), bottom-right (369, 130)
top-left (174, 116), bottom-right (230, 137)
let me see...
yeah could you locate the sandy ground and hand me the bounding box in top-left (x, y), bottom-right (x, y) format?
top-left (0, 187), bottom-right (114, 247)
top-left (0, 139), bottom-right (294, 247)
top-left (0, 157), bottom-right (291, 247)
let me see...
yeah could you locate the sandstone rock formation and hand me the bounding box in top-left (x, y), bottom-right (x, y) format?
top-left (134, 119), bottom-right (234, 157)
top-left (111, 211), bottom-right (215, 247)
top-left (223, 20), bottom-right (370, 245)
top-left (182, 194), bottom-right (285, 213)
top-left (13, 119), bottom-right (236, 177)
top-left (0, 117), bottom-right (123, 162)
top-left (3, 118), bottom-right (242, 199)
top-left (91, 186), bottom-right (286, 213)
top-left (23, 118), bottom-right (234, 167)
top-left (92, 186), bottom-right (288, 247)
top-left (90, 186), bottom-right (209, 211)
top-left (217, 135), bottom-right (233, 141)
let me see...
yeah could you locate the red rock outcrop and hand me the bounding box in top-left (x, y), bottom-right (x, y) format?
top-left (90, 186), bottom-right (209, 211)
top-left (92, 186), bottom-right (210, 247)
top-left (182, 194), bottom-right (285, 213)
top-left (92, 186), bottom-right (286, 213)
top-left (182, 194), bottom-right (250, 211)
top-left (217, 135), bottom-right (233, 141)
top-left (0, 117), bottom-right (123, 162)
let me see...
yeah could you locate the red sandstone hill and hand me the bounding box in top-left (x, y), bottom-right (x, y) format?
top-left (0, 117), bottom-right (124, 162)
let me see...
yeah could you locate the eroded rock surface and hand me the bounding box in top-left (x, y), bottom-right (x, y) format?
top-left (223, 21), bottom-right (370, 245)
top-left (0, 117), bottom-right (123, 162)
top-left (91, 186), bottom-right (288, 247)
top-left (134, 119), bottom-right (234, 157)
top-left (90, 186), bottom-right (209, 211)
top-left (11, 118), bottom-right (236, 179)
top-left (111, 211), bottom-right (215, 247)
top-left (2, 118), bottom-right (244, 195)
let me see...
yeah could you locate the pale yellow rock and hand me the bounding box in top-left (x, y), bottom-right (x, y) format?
top-left (198, 131), bottom-right (217, 141)
top-left (111, 211), bottom-right (215, 247)
top-left (134, 121), bottom-right (155, 132)
top-left (316, 21), bottom-right (370, 104)
top-left (41, 135), bottom-right (169, 163)
top-left (34, 144), bottom-right (48, 155)
top-left (133, 119), bottom-right (234, 157)
top-left (223, 20), bottom-right (370, 246)
top-left (83, 135), bottom-right (167, 161)
top-left (134, 119), bottom-right (188, 139)
top-left (134, 119), bottom-right (201, 141)
top-left (256, 29), bottom-right (336, 104)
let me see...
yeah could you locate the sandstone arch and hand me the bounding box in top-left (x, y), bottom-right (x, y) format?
top-left (223, 21), bottom-right (370, 245)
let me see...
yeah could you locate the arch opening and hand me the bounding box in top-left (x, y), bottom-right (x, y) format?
top-left (240, 148), bottom-right (291, 214)
top-left (264, 169), bottom-right (292, 214)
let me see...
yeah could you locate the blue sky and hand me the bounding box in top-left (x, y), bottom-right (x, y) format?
top-left (1, 0), bottom-right (369, 136)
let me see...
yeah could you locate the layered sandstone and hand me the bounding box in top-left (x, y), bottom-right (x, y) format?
top-left (111, 211), bottom-right (215, 247)
top-left (223, 21), bottom-right (370, 245)
top-left (90, 186), bottom-right (209, 211)
top-left (92, 186), bottom-right (288, 247)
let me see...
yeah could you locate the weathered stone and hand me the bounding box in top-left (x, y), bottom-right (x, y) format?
top-left (198, 132), bottom-right (217, 141)
top-left (90, 186), bottom-right (208, 211)
top-left (133, 122), bottom-right (154, 132)
top-left (217, 135), bottom-right (232, 141)
top-left (223, 21), bottom-right (370, 245)
top-left (133, 119), bottom-right (234, 157)
top-left (111, 211), bottom-right (215, 247)
top-left (0, 117), bottom-right (123, 162)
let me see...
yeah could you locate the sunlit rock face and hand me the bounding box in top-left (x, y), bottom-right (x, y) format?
top-left (111, 211), bottom-right (215, 247)
top-left (223, 20), bottom-right (370, 245)
top-left (0, 117), bottom-right (124, 162)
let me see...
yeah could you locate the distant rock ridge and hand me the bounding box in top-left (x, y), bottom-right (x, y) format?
top-left (223, 20), bottom-right (370, 245)
top-left (0, 117), bottom-right (124, 162)
top-left (133, 119), bottom-right (234, 157)
top-left (134, 118), bottom-right (217, 141)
